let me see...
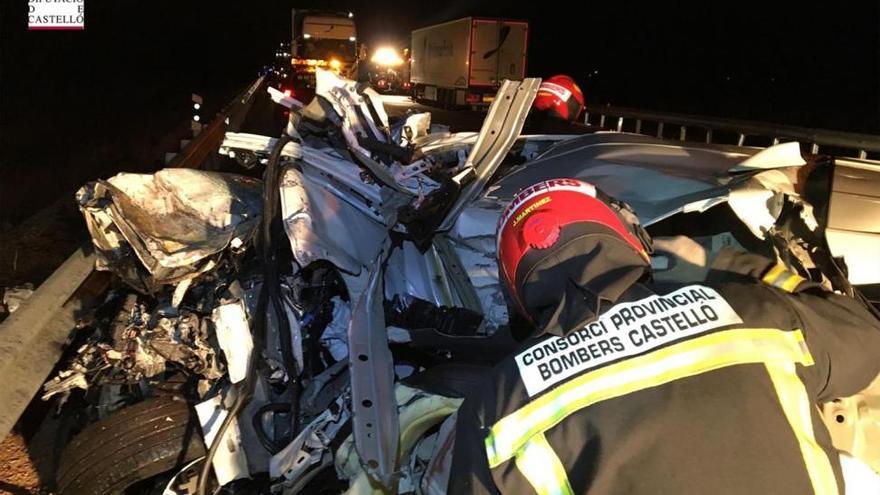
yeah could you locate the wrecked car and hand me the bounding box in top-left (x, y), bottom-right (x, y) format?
top-left (45, 69), bottom-right (880, 494)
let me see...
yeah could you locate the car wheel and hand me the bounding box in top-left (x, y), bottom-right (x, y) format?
top-left (56, 396), bottom-right (205, 495)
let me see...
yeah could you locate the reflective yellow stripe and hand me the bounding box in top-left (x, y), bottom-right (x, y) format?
top-left (762, 264), bottom-right (806, 292)
top-left (765, 362), bottom-right (839, 495)
top-left (485, 328), bottom-right (813, 467)
top-left (763, 264), bottom-right (787, 285)
top-left (514, 432), bottom-right (574, 495)
top-left (779, 272), bottom-right (806, 292)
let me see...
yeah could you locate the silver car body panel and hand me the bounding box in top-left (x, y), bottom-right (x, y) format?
top-left (217, 77), bottom-right (850, 490)
top-left (346, 240), bottom-right (399, 488)
top-left (438, 78), bottom-right (541, 231)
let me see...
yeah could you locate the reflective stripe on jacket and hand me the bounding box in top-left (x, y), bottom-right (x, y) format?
top-left (449, 279), bottom-right (880, 495)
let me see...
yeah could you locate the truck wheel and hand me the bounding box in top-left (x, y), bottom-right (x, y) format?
top-left (56, 396), bottom-right (205, 495)
top-left (440, 88), bottom-right (452, 109)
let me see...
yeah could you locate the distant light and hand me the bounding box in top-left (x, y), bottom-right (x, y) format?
top-left (371, 47), bottom-right (404, 67)
top-left (349, 36), bottom-right (356, 42)
top-left (348, 12), bottom-right (354, 18)
top-left (193, 115), bottom-right (201, 122)
top-left (303, 33), bottom-right (311, 39)
top-left (329, 59), bottom-right (342, 70)
top-left (193, 103), bottom-right (201, 110)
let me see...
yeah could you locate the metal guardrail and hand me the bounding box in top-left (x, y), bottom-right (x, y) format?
top-left (0, 248), bottom-right (107, 438)
top-left (584, 105), bottom-right (880, 160)
top-left (168, 76), bottom-right (264, 169)
top-left (0, 76), bottom-right (265, 440)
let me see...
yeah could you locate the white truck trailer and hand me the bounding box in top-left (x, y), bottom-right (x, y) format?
top-left (410, 17), bottom-right (528, 108)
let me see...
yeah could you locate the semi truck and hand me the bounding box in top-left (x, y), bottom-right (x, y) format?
top-left (410, 17), bottom-right (528, 108)
top-left (289, 10), bottom-right (358, 98)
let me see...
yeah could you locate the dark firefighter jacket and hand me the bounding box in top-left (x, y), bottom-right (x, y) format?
top-left (449, 260), bottom-right (880, 494)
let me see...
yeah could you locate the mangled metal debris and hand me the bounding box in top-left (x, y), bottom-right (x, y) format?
top-left (43, 293), bottom-right (224, 404)
top-left (0, 283), bottom-right (34, 318)
top-left (42, 67), bottom-right (880, 495)
top-left (77, 168), bottom-right (262, 293)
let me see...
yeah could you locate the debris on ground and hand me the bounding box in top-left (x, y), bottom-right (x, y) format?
top-left (0, 430), bottom-right (44, 494)
top-left (42, 293), bottom-right (224, 405)
top-left (1, 283), bottom-right (34, 317)
top-left (33, 69), bottom-right (880, 494)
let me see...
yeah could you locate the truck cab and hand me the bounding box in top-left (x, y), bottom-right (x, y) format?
top-left (290, 11), bottom-right (358, 100)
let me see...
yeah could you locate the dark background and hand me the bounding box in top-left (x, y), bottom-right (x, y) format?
top-left (1, 1), bottom-right (879, 227)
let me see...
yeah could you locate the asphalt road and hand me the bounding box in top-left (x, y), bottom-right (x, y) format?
top-left (237, 90), bottom-right (488, 135)
top-left (379, 95), bottom-right (490, 132)
top-left (382, 94), bottom-right (595, 135)
top-left (239, 86), bottom-right (288, 136)
top-left (237, 90), bottom-right (594, 137)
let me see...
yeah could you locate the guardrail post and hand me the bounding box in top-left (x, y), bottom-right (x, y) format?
top-left (191, 94), bottom-right (204, 137)
top-left (169, 76), bottom-right (264, 169)
top-left (705, 128), bottom-right (713, 144)
top-left (584, 112), bottom-right (590, 125)
top-left (737, 133), bottom-right (745, 146)
top-left (599, 114), bottom-right (606, 128)
top-left (811, 143), bottom-right (819, 154)
top-left (679, 126), bottom-right (687, 141)
top-left (657, 122), bottom-right (664, 138)
top-left (616, 117), bottom-right (624, 132)
top-left (635, 119), bottom-right (642, 134)
top-left (772, 137), bottom-right (780, 145)
top-left (859, 150), bottom-right (867, 159)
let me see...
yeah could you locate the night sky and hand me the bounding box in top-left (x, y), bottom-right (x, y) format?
top-left (1, 1), bottom-right (878, 225)
top-left (3, 1), bottom-right (878, 131)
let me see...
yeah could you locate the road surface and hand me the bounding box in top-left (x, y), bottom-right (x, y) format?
top-left (238, 91), bottom-right (595, 137)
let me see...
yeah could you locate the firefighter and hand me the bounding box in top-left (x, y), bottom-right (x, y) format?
top-left (533, 75), bottom-right (585, 122)
top-left (449, 178), bottom-right (880, 494)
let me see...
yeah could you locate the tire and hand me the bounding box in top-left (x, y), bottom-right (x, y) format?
top-left (440, 87), bottom-right (452, 109)
top-left (56, 396), bottom-right (206, 495)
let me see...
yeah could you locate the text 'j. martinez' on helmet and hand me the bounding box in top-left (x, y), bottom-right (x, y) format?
top-left (496, 178), bottom-right (652, 319)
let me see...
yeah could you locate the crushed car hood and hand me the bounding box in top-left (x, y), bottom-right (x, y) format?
top-left (491, 133), bottom-right (786, 225)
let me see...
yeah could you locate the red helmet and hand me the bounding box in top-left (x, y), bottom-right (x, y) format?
top-left (533, 75), bottom-right (585, 122)
top-left (497, 179), bottom-right (651, 320)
